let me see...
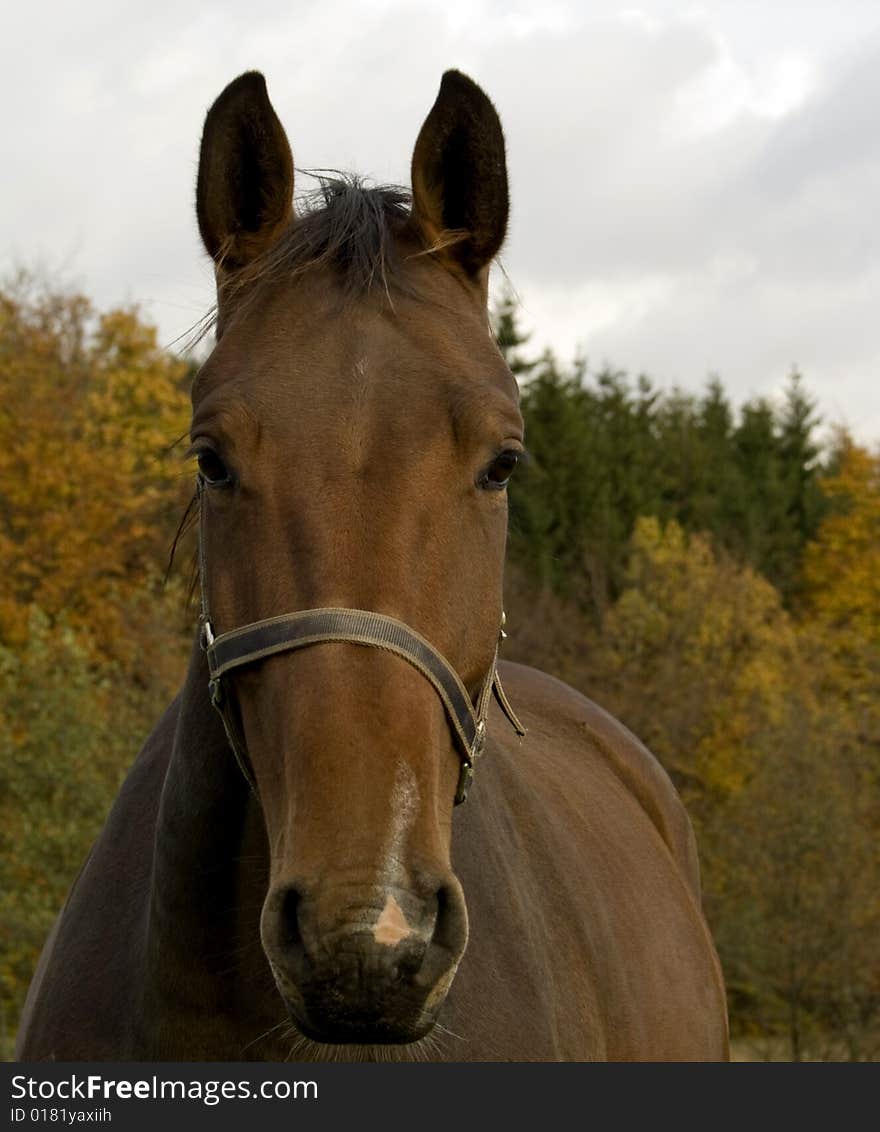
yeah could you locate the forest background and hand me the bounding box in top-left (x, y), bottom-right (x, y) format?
top-left (1, 274), bottom-right (877, 1061)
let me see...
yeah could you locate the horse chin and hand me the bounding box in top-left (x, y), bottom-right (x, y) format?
top-left (289, 1008), bottom-right (438, 1047)
top-left (281, 989), bottom-right (441, 1046)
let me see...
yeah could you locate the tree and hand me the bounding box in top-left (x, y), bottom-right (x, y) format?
top-left (802, 436), bottom-right (880, 646)
top-left (593, 517), bottom-right (798, 799)
top-left (706, 695), bottom-right (880, 1061)
top-left (510, 362), bottom-right (668, 622)
top-left (0, 275), bottom-right (193, 682)
top-left (0, 610), bottom-right (163, 1057)
top-left (587, 517), bottom-right (880, 1058)
top-left (508, 354), bottom-right (827, 619)
top-left (491, 281), bottom-right (538, 377)
top-left (728, 373), bottom-right (825, 598)
top-left (0, 278), bottom-right (196, 1053)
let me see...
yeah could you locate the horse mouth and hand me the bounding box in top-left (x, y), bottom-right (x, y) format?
top-left (270, 952), bottom-right (453, 1045)
top-left (287, 996), bottom-right (438, 1046)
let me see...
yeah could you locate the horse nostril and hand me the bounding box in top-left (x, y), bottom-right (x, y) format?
top-left (398, 878), bottom-right (467, 996)
top-left (278, 887), bottom-right (308, 976)
top-left (431, 881), bottom-right (468, 956)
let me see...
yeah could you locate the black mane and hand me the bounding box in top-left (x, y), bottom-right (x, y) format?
top-left (228, 174), bottom-right (416, 301)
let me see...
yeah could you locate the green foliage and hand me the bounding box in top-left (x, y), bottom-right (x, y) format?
top-left (508, 357), bottom-right (662, 620)
top-left (496, 293), bottom-right (828, 616)
top-left (0, 608), bottom-right (165, 1057)
top-left (703, 665), bottom-right (880, 1061)
top-left (492, 281), bottom-right (538, 377)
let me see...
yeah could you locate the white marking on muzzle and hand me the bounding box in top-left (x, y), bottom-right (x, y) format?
top-left (381, 761), bottom-right (418, 881)
top-left (371, 764), bottom-right (419, 944)
top-left (373, 893), bottom-right (413, 946)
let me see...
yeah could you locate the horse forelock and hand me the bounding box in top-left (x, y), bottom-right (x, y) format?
top-left (218, 175), bottom-right (419, 309)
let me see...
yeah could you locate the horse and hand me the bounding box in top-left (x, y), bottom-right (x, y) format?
top-left (16, 70), bottom-right (729, 1061)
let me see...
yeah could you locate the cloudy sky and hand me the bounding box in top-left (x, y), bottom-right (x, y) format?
top-left (4, 0), bottom-right (879, 442)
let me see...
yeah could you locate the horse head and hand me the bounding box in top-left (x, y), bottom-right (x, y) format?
top-left (192, 70), bottom-right (522, 1044)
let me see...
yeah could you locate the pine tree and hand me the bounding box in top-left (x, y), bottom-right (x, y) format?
top-left (491, 282), bottom-right (537, 376)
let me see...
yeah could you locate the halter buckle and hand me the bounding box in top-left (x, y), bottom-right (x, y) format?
top-left (200, 618), bottom-right (215, 651)
top-left (472, 718), bottom-right (487, 760)
top-left (455, 759), bottom-right (474, 805)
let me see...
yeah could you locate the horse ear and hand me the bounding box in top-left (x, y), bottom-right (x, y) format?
top-left (410, 70), bottom-right (509, 282)
top-left (196, 72), bottom-right (294, 271)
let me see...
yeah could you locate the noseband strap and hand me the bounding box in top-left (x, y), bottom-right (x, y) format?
top-left (197, 487), bottom-right (525, 804)
top-left (202, 608), bottom-right (523, 804)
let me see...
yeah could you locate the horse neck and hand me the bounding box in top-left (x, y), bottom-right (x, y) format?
top-left (141, 637), bottom-right (272, 1052)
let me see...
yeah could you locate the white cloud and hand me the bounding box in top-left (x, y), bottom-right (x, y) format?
top-left (1, 0), bottom-right (879, 444)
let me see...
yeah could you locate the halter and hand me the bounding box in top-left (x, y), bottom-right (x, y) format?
top-left (196, 480), bottom-right (525, 804)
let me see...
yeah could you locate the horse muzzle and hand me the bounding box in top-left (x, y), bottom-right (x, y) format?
top-left (261, 875), bottom-right (468, 1043)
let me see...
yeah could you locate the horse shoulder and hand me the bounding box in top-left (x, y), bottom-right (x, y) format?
top-left (447, 662), bottom-right (727, 1059)
top-left (496, 660), bottom-right (702, 899)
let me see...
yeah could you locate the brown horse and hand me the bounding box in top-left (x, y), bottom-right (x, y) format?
top-left (17, 70), bottom-right (728, 1061)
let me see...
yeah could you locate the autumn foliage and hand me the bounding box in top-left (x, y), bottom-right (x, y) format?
top-left (0, 275), bottom-right (193, 676)
top-left (0, 276), bottom-right (193, 1051)
top-left (1, 277), bottom-right (878, 1060)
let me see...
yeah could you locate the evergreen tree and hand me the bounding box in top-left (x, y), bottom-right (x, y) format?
top-left (777, 371), bottom-right (826, 594)
top-left (729, 374), bottom-right (824, 597)
top-left (491, 282), bottom-right (538, 376)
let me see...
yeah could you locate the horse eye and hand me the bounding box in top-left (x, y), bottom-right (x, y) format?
top-left (197, 449), bottom-right (231, 487)
top-left (479, 450), bottom-right (520, 491)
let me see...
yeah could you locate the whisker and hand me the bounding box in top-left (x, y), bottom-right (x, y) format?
top-left (432, 1019), bottom-right (465, 1042)
top-left (165, 487), bottom-right (199, 587)
top-left (239, 1017), bottom-right (289, 1055)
